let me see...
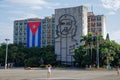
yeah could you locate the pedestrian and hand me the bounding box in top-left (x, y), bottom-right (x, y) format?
top-left (47, 64), bottom-right (52, 78)
top-left (117, 67), bottom-right (120, 75)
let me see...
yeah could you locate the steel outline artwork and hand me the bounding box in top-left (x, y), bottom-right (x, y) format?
top-left (55, 14), bottom-right (79, 64)
top-left (56, 14), bottom-right (77, 42)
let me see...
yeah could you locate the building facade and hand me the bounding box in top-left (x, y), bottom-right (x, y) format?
top-left (55, 6), bottom-right (88, 65)
top-left (13, 17), bottom-right (55, 47)
top-left (87, 12), bottom-right (106, 38)
top-left (41, 16), bottom-right (55, 47)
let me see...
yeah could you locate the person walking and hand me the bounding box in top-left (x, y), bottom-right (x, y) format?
top-left (117, 67), bottom-right (120, 75)
top-left (47, 64), bottom-right (52, 78)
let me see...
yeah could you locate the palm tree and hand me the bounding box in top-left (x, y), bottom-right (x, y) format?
top-left (80, 32), bottom-right (94, 65)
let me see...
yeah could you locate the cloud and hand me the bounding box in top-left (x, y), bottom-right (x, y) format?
top-left (6, 0), bottom-right (60, 10)
top-left (30, 6), bottom-right (42, 10)
top-left (101, 0), bottom-right (120, 11)
top-left (23, 13), bottom-right (39, 18)
top-left (6, 0), bottom-right (49, 5)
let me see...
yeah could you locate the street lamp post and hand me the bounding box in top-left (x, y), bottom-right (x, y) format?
top-left (96, 35), bottom-right (99, 69)
top-left (5, 39), bottom-right (10, 69)
top-left (95, 30), bottom-right (99, 69)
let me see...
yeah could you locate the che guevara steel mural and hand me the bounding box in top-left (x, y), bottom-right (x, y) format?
top-left (55, 14), bottom-right (78, 64)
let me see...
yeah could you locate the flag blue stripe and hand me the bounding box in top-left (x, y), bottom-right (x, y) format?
top-left (32, 34), bottom-right (35, 47)
top-left (27, 25), bottom-right (30, 48)
top-left (38, 25), bottom-right (41, 47)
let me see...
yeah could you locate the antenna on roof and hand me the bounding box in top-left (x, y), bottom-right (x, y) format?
top-left (91, 5), bottom-right (93, 13)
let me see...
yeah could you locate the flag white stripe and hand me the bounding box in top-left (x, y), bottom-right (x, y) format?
top-left (35, 30), bottom-right (38, 46)
top-left (29, 29), bottom-right (32, 47)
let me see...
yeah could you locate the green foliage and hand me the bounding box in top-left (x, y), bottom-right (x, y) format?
top-left (42, 52), bottom-right (56, 64)
top-left (24, 57), bottom-right (38, 67)
top-left (41, 45), bottom-right (56, 65)
top-left (23, 45), bottom-right (56, 67)
top-left (99, 40), bottom-right (119, 67)
top-left (74, 46), bottom-right (91, 67)
top-left (74, 32), bottom-right (120, 68)
top-left (0, 44), bottom-right (56, 67)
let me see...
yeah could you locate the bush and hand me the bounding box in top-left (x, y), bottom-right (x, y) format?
top-left (24, 57), bottom-right (38, 67)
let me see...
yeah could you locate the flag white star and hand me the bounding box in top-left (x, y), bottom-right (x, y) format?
top-left (32, 24), bottom-right (36, 29)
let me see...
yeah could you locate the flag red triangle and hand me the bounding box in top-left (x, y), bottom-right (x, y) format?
top-left (28, 22), bottom-right (41, 35)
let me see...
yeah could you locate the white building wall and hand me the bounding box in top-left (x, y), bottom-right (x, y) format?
top-left (102, 16), bottom-right (106, 39)
top-left (55, 6), bottom-right (88, 64)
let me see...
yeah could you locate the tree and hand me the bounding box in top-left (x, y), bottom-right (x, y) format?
top-left (24, 45), bottom-right (56, 67)
top-left (80, 32), bottom-right (96, 65)
top-left (74, 46), bottom-right (91, 67)
top-left (0, 44), bottom-right (6, 65)
top-left (41, 46), bottom-right (56, 65)
top-left (99, 40), bottom-right (116, 68)
top-left (110, 41), bottom-right (120, 67)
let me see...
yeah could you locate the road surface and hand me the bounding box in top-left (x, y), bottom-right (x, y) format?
top-left (0, 68), bottom-right (120, 80)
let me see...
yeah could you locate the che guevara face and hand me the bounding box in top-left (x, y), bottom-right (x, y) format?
top-left (59, 19), bottom-right (72, 35)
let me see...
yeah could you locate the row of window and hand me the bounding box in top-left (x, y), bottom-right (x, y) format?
top-left (42, 19), bottom-right (55, 23)
top-left (14, 38), bottom-right (26, 43)
top-left (15, 22), bottom-right (27, 25)
top-left (14, 33), bottom-right (26, 36)
top-left (88, 17), bottom-right (102, 22)
top-left (88, 22), bottom-right (102, 27)
top-left (88, 28), bottom-right (102, 32)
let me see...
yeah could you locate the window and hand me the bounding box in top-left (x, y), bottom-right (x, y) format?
top-left (88, 29), bottom-right (91, 32)
top-left (52, 19), bottom-right (55, 23)
top-left (97, 22), bottom-right (101, 26)
top-left (91, 28), bottom-right (95, 32)
top-left (97, 28), bottom-right (102, 32)
top-left (15, 27), bottom-right (18, 30)
top-left (15, 33), bottom-right (18, 35)
top-left (15, 23), bottom-right (18, 25)
top-left (20, 23), bottom-right (23, 25)
top-left (15, 38), bottom-right (17, 41)
top-left (19, 38), bottom-right (22, 40)
top-left (91, 23), bottom-right (95, 27)
top-left (88, 17), bottom-right (90, 22)
top-left (24, 23), bottom-right (27, 25)
top-left (24, 38), bottom-right (26, 40)
top-left (19, 33), bottom-right (22, 35)
top-left (91, 17), bottom-right (96, 21)
top-left (97, 17), bottom-right (101, 21)
top-left (88, 23), bottom-right (90, 27)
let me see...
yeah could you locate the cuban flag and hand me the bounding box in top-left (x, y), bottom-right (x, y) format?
top-left (27, 22), bottom-right (41, 48)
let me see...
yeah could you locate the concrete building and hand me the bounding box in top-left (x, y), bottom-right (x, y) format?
top-left (14, 19), bottom-right (26, 45)
top-left (13, 17), bottom-right (55, 47)
top-left (41, 16), bottom-right (55, 47)
top-left (55, 6), bottom-right (88, 65)
top-left (87, 12), bottom-right (106, 38)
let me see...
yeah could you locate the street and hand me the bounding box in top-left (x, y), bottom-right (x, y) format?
top-left (0, 68), bottom-right (120, 80)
